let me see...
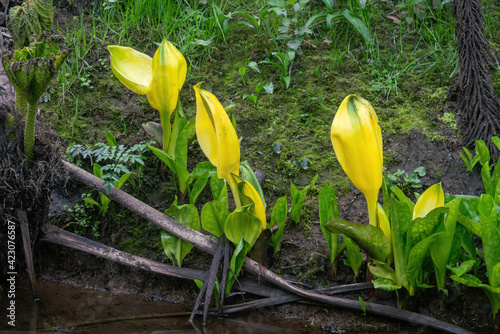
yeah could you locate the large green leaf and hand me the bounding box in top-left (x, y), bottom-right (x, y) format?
top-left (201, 199), bottom-right (229, 238)
top-left (450, 194), bottom-right (481, 226)
top-left (269, 196), bottom-right (288, 254)
top-left (189, 172), bottom-right (209, 205)
top-left (326, 219), bottom-right (390, 262)
top-left (479, 194), bottom-right (500, 282)
top-left (319, 186), bottom-right (341, 265)
top-left (224, 204), bottom-right (262, 247)
top-left (405, 207), bottom-right (447, 259)
top-left (162, 198), bottom-right (200, 267)
top-left (430, 198), bottom-right (461, 291)
top-left (406, 232), bottom-right (442, 295)
top-left (368, 259), bottom-right (396, 283)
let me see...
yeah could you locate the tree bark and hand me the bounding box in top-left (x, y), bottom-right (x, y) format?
top-left (453, 0), bottom-right (500, 159)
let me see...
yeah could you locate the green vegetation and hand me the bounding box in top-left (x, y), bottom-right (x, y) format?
top-left (22, 0), bottom-right (500, 327)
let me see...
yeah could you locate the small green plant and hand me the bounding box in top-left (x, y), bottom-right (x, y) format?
top-left (384, 166), bottom-right (426, 196)
top-left (460, 138), bottom-right (495, 173)
top-left (67, 193), bottom-right (102, 238)
top-left (83, 162), bottom-right (130, 215)
top-left (263, 50), bottom-right (303, 89)
top-left (79, 73), bottom-right (93, 88)
top-left (243, 82), bottom-right (273, 108)
top-left (290, 174), bottom-right (318, 223)
top-left (239, 65), bottom-right (247, 85)
top-left (67, 132), bottom-right (153, 211)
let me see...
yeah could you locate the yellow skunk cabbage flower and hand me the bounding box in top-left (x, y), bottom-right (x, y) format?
top-left (194, 83), bottom-right (241, 205)
top-left (232, 174), bottom-right (267, 229)
top-left (413, 183), bottom-right (444, 219)
top-left (331, 95), bottom-right (383, 226)
top-left (107, 39), bottom-right (187, 151)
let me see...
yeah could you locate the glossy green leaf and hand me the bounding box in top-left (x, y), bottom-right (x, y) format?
top-left (406, 207), bottom-right (447, 258)
top-left (406, 232), bottom-right (442, 295)
top-left (479, 194), bottom-right (500, 283)
top-left (224, 204), bottom-right (262, 247)
top-left (269, 196), bottom-right (288, 254)
top-left (326, 219), bottom-right (390, 262)
top-left (319, 186), bottom-right (341, 265)
top-left (430, 198), bottom-right (461, 291)
top-left (476, 139), bottom-right (490, 165)
top-left (447, 260), bottom-right (475, 277)
top-left (343, 236), bottom-right (363, 277)
top-left (368, 259), bottom-right (396, 282)
top-left (457, 213), bottom-right (482, 237)
top-left (189, 172), bottom-right (209, 205)
top-left (201, 199), bottom-right (229, 238)
top-left (162, 199), bottom-right (200, 267)
top-left (104, 131), bottom-right (117, 147)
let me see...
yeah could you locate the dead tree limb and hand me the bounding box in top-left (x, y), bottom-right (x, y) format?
top-left (41, 223), bottom-right (208, 282)
top-left (62, 160), bottom-right (472, 334)
top-left (17, 209), bottom-right (38, 298)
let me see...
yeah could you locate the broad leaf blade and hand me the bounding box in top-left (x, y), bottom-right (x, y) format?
top-left (326, 219), bottom-right (390, 262)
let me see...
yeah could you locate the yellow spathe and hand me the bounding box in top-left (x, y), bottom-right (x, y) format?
top-left (331, 95), bottom-right (383, 226)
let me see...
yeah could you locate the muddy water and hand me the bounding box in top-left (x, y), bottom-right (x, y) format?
top-left (0, 279), bottom-right (324, 333)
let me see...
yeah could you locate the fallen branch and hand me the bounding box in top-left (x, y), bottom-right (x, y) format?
top-left (62, 160), bottom-right (472, 334)
top-left (42, 224), bottom-right (207, 282)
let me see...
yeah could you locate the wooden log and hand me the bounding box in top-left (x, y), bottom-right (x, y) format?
top-left (41, 224), bottom-right (208, 282)
top-left (17, 209), bottom-right (38, 299)
top-left (62, 161), bottom-right (472, 334)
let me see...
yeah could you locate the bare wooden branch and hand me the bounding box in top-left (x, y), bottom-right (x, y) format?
top-left (62, 161), bottom-right (472, 334)
top-left (41, 224), bottom-right (208, 282)
top-left (18, 209), bottom-right (38, 298)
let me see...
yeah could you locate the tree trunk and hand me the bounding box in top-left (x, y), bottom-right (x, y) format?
top-left (453, 0), bottom-right (500, 160)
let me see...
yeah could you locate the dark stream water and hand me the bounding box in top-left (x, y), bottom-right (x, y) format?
top-left (0, 279), bottom-right (324, 334)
